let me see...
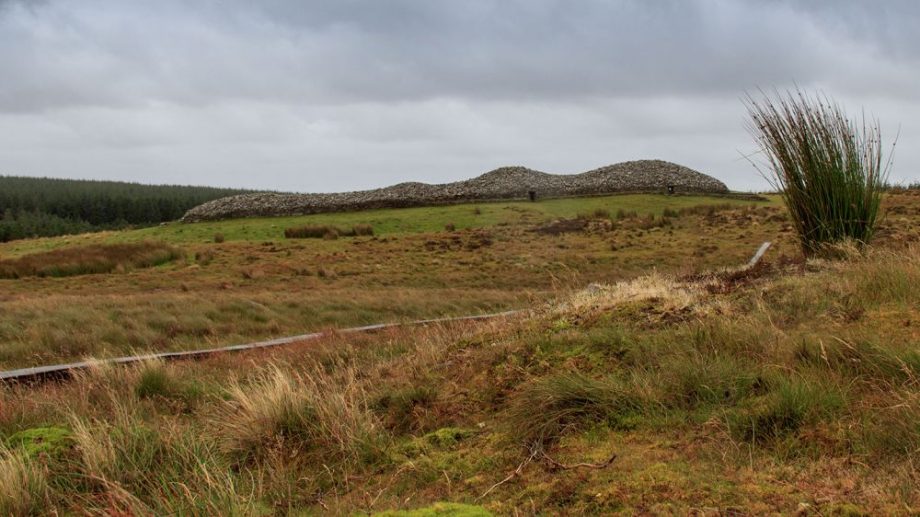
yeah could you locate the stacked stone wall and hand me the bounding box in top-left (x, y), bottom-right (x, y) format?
top-left (181, 159), bottom-right (729, 222)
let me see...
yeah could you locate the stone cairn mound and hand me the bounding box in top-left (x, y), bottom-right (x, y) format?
top-left (181, 159), bottom-right (728, 222)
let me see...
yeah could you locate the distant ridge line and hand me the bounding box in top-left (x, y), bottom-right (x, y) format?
top-left (181, 159), bottom-right (728, 222)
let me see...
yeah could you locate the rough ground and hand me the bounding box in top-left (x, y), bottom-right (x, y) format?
top-left (2, 191), bottom-right (920, 515)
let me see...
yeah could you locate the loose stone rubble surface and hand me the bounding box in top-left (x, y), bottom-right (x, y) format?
top-left (181, 159), bottom-right (729, 222)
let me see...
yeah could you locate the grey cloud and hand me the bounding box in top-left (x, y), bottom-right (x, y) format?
top-left (0, 0), bottom-right (916, 192)
top-left (2, 0), bottom-right (919, 113)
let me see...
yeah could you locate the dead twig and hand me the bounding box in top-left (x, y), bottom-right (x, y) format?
top-left (368, 463), bottom-right (414, 509)
top-left (477, 447), bottom-right (618, 501)
top-left (477, 447), bottom-right (539, 501)
top-left (541, 451), bottom-right (617, 471)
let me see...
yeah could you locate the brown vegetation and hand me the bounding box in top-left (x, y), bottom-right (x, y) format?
top-left (284, 224), bottom-right (375, 239)
top-left (0, 242), bottom-right (182, 279)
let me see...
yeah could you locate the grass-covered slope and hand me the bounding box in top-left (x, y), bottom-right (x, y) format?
top-left (0, 193), bottom-right (786, 369)
top-left (1, 243), bottom-right (919, 514)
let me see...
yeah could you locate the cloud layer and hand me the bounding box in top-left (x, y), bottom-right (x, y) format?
top-left (0, 0), bottom-right (917, 191)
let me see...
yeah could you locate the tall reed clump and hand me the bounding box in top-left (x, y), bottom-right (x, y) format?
top-left (745, 89), bottom-right (891, 255)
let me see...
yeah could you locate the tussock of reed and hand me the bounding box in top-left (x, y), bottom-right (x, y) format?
top-left (745, 89), bottom-right (889, 255)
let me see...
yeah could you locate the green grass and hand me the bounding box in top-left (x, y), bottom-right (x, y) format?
top-left (746, 89), bottom-right (888, 254)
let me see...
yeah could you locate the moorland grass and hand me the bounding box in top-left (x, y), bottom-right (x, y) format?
top-left (0, 193), bottom-right (916, 372)
top-left (134, 360), bottom-right (178, 399)
top-left (0, 445), bottom-right (47, 516)
top-left (0, 241), bottom-right (182, 278)
top-left (0, 195), bottom-right (808, 370)
top-left (284, 223), bottom-right (375, 239)
top-left (725, 376), bottom-right (846, 445)
top-left (746, 89), bottom-right (889, 254)
top-left (1, 190), bottom-right (919, 512)
top-left (505, 373), bottom-right (639, 453)
top-left (1, 247), bottom-right (920, 512)
top-left (374, 385), bottom-right (439, 434)
top-left (217, 364), bottom-right (383, 471)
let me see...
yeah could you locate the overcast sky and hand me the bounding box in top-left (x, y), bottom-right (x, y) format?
top-left (0, 0), bottom-right (918, 192)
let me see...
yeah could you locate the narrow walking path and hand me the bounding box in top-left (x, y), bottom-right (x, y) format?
top-left (0, 310), bottom-right (523, 384)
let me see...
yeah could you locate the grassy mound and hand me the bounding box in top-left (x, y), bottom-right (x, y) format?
top-left (0, 193), bottom-right (797, 370)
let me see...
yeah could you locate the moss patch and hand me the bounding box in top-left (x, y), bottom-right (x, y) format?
top-left (422, 428), bottom-right (475, 449)
top-left (6, 426), bottom-right (73, 458)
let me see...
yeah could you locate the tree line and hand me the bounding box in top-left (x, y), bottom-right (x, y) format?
top-left (0, 176), bottom-right (259, 242)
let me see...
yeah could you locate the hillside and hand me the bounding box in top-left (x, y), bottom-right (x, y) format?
top-left (0, 176), bottom-right (260, 242)
top-left (0, 193), bottom-right (774, 368)
top-left (0, 197), bottom-right (919, 513)
top-left (1, 191), bottom-right (918, 514)
top-left (181, 159), bottom-right (728, 222)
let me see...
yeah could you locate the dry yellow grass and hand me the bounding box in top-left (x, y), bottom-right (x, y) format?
top-left (0, 445), bottom-right (47, 516)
